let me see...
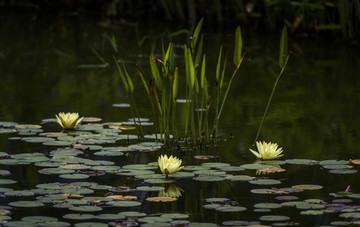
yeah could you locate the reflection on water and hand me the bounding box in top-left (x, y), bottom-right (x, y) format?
top-left (1, 11), bottom-right (360, 226)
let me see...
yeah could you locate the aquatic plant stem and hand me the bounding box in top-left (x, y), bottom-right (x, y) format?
top-left (213, 53), bottom-right (246, 140)
top-left (253, 52), bottom-right (292, 144)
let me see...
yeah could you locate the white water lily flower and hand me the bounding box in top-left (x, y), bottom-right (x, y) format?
top-left (250, 141), bottom-right (284, 160)
top-left (158, 155), bottom-right (184, 178)
top-left (56, 112), bottom-right (84, 130)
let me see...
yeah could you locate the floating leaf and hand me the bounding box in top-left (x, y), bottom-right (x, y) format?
top-left (201, 162), bottom-right (230, 168)
top-left (63, 214), bottom-right (94, 220)
top-left (94, 214), bottom-right (125, 220)
top-left (160, 213), bottom-right (189, 219)
top-left (254, 203), bottom-right (282, 209)
top-left (106, 195), bottom-right (137, 200)
top-left (285, 159), bottom-right (318, 165)
top-left (249, 179), bottom-right (282, 185)
top-left (259, 215), bottom-right (290, 222)
top-left (69, 206), bottom-right (103, 212)
top-left (329, 169), bottom-right (357, 174)
top-left (107, 201), bottom-right (141, 207)
top-left (112, 103), bottom-right (130, 108)
top-left (292, 184), bottom-right (323, 190)
top-left (193, 176), bottom-right (225, 182)
top-left (225, 175), bottom-right (254, 181)
top-left (118, 211), bottom-right (146, 217)
top-left (215, 205), bottom-right (247, 212)
top-left (146, 197), bottom-right (177, 202)
top-left (136, 186), bottom-right (164, 192)
top-left (9, 201), bottom-right (44, 208)
top-left (300, 210), bottom-right (324, 215)
top-left (59, 174), bottom-right (90, 180)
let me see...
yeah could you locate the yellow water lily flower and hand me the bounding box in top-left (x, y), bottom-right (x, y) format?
top-left (158, 155), bottom-right (184, 178)
top-left (249, 141), bottom-right (284, 160)
top-left (56, 112), bottom-right (84, 130)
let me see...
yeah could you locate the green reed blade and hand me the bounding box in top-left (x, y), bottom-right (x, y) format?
top-left (163, 42), bottom-right (172, 67)
top-left (216, 46), bottom-right (223, 82)
top-left (191, 18), bottom-right (204, 50)
top-left (234, 26), bottom-right (242, 66)
top-left (195, 34), bottom-right (204, 67)
top-left (185, 46), bottom-right (195, 89)
top-left (219, 51), bottom-right (228, 91)
top-left (107, 34), bottom-right (118, 53)
top-left (136, 66), bottom-right (150, 95)
top-left (91, 48), bottom-right (107, 65)
top-left (122, 62), bottom-right (134, 94)
top-left (113, 56), bottom-right (129, 94)
top-left (149, 55), bottom-right (163, 90)
top-left (279, 26), bottom-right (288, 68)
top-left (173, 67), bottom-right (179, 103)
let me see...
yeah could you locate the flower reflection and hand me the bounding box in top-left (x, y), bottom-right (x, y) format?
top-left (158, 183), bottom-right (184, 198)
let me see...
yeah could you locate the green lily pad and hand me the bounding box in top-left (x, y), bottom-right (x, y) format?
top-left (4, 190), bottom-right (35, 197)
top-left (107, 201), bottom-right (141, 207)
top-left (160, 213), bottom-right (189, 219)
top-left (144, 179), bottom-right (175, 184)
top-left (118, 211), bottom-right (146, 217)
top-left (91, 166), bottom-right (120, 171)
top-left (136, 186), bottom-right (164, 191)
top-left (38, 168), bottom-right (75, 175)
top-left (21, 216), bottom-right (58, 222)
top-left (240, 163), bottom-right (273, 170)
top-left (329, 169), bottom-right (357, 174)
top-left (259, 215), bottom-right (290, 221)
top-left (254, 203), bottom-right (282, 209)
top-left (9, 201), bottom-right (44, 207)
top-left (63, 214), bottom-right (95, 220)
top-left (43, 141), bottom-right (73, 146)
top-left (215, 205), bottom-right (247, 212)
top-left (0, 179), bottom-right (17, 184)
top-left (320, 160), bottom-right (349, 165)
top-left (285, 159), bottom-right (318, 165)
top-left (300, 210), bottom-right (324, 215)
top-left (217, 166), bottom-right (245, 172)
top-left (203, 204), bottom-right (222, 209)
top-left (138, 216), bottom-right (172, 223)
top-left (225, 175), bottom-right (254, 181)
top-left (122, 164), bottom-right (158, 170)
top-left (22, 137), bottom-right (56, 143)
top-left (168, 171), bottom-right (195, 178)
top-left (59, 174), bottom-right (90, 179)
top-left (339, 212), bottom-right (360, 218)
top-left (0, 121), bottom-right (18, 127)
top-left (222, 220), bottom-right (249, 226)
top-left (322, 164), bottom-right (353, 169)
top-left (193, 170), bottom-right (227, 176)
top-left (193, 176), bottom-right (225, 182)
top-left (292, 184), bottom-right (323, 190)
top-left (183, 165), bottom-right (210, 171)
top-left (0, 170), bottom-right (11, 176)
top-left (201, 162), bottom-right (230, 168)
top-left (94, 214), bottom-right (125, 220)
top-left (93, 151), bottom-right (124, 156)
top-left (69, 206), bottom-right (103, 212)
top-left (249, 179), bottom-right (282, 185)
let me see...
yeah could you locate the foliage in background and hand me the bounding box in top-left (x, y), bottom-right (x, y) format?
top-left (1, 0), bottom-right (359, 40)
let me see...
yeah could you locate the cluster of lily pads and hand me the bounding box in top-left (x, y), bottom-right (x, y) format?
top-left (1, 116), bottom-right (360, 226)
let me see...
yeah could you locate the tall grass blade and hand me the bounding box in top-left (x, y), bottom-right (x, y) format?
top-left (91, 48), bottom-right (107, 65)
top-left (122, 63), bottom-right (134, 94)
top-left (234, 26), bottom-right (242, 66)
top-left (149, 55), bottom-right (163, 90)
top-left (173, 67), bottom-right (179, 103)
top-left (107, 34), bottom-right (118, 53)
top-left (279, 26), bottom-right (288, 68)
top-left (216, 46), bottom-right (223, 82)
top-left (136, 66), bottom-right (150, 95)
top-left (191, 18), bottom-right (204, 50)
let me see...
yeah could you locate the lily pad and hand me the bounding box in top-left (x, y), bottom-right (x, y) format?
top-left (254, 203), bottom-right (282, 209)
top-left (63, 214), bottom-right (95, 220)
top-left (193, 176), bottom-right (225, 182)
top-left (0, 179), bottom-right (17, 184)
top-left (225, 175), bottom-right (254, 181)
top-left (292, 184), bottom-right (323, 190)
top-left (285, 159), bottom-right (318, 165)
top-left (329, 169), bottom-right (357, 174)
top-left (59, 174), bottom-right (90, 180)
top-left (201, 162), bottom-right (230, 168)
top-left (69, 206), bottom-right (103, 212)
top-left (107, 201), bottom-right (141, 207)
top-left (9, 201), bottom-right (44, 207)
top-left (259, 215), bottom-right (290, 222)
top-left (249, 179), bottom-right (282, 185)
top-left (136, 186), bottom-right (165, 192)
top-left (215, 205), bottom-right (247, 212)
top-left (94, 214), bottom-right (125, 220)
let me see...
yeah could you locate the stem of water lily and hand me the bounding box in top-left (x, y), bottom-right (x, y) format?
top-left (253, 52), bottom-right (292, 145)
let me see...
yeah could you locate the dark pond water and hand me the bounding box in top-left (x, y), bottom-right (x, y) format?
top-left (1, 11), bottom-right (360, 226)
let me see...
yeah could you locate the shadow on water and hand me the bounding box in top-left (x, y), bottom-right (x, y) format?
top-left (1, 11), bottom-right (360, 226)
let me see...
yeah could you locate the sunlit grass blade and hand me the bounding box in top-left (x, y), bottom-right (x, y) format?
top-left (279, 26), bottom-right (288, 68)
top-left (195, 34), bottom-right (204, 67)
top-left (149, 55), bottom-right (163, 89)
top-left (234, 26), bottom-right (242, 66)
top-left (184, 46), bottom-right (195, 89)
top-left (191, 18), bottom-right (204, 50)
top-left (136, 66), bottom-right (150, 95)
top-left (219, 52), bottom-right (228, 90)
top-left (216, 46), bottom-right (223, 82)
top-left (173, 67), bottom-right (179, 103)
top-left (122, 62), bottom-right (134, 94)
